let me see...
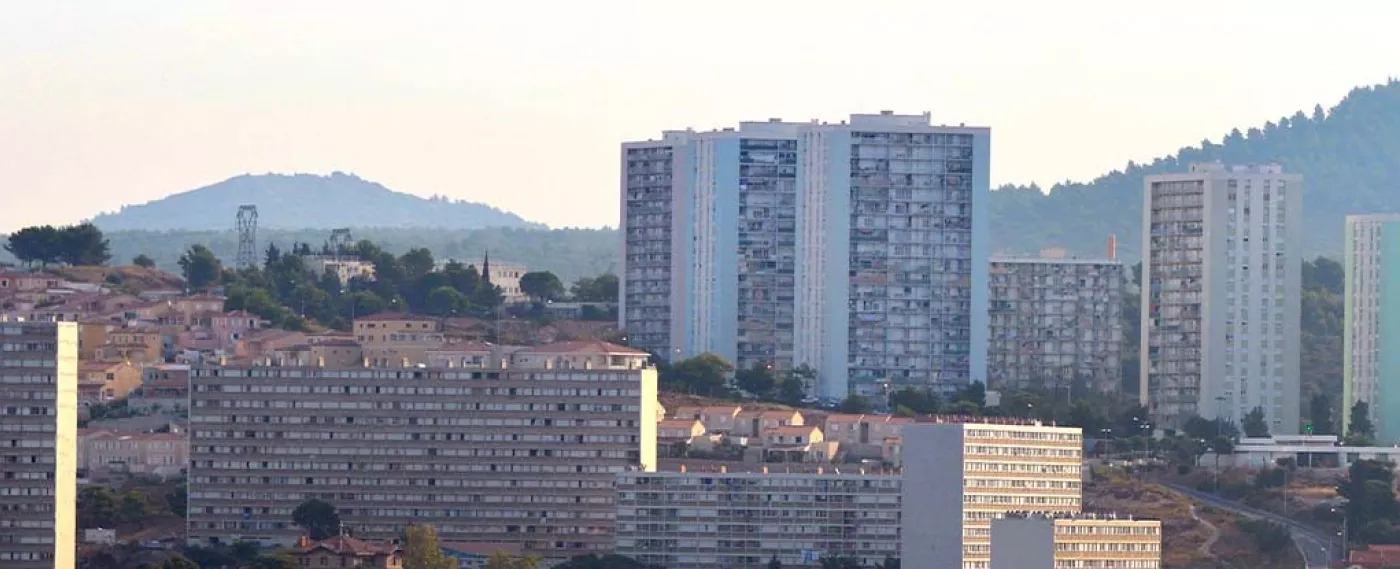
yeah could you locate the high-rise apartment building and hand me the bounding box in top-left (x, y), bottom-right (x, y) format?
top-left (615, 469), bottom-right (901, 569)
top-left (1344, 214), bottom-right (1400, 442)
top-left (988, 249), bottom-right (1124, 395)
top-left (795, 112), bottom-right (990, 398)
top-left (186, 341), bottom-right (658, 560)
top-left (620, 121), bottom-right (804, 372)
top-left (0, 319), bottom-right (78, 569)
top-left (1141, 163), bottom-right (1302, 432)
top-left (989, 513), bottom-right (1161, 569)
top-left (901, 422), bottom-right (1083, 569)
top-left (621, 112), bottom-right (989, 398)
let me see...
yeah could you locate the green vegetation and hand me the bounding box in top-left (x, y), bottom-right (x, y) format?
top-left (991, 80), bottom-right (1400, 261)
top-left (551, 555), bottom-right (660, 569)
top-left (291, 499), bottom-right (341, 541)
top-left (1348, 401), bottom-right (1377, 446)
top-left (403, 524), bottom-right (456, 569)
top-left (1339, 459), bottom-right (1400, 544)
top-left (4, 223), bottom-right (111, 268)
top-left (486, 552), bottom-right (544, 569)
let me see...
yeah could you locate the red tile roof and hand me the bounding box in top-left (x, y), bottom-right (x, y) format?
top-left (354, 312), bottom-right (437, 323)
top-left (301, 535), bottom-right (399, 557)
top-left (514, 340), bottom-right (648, 355)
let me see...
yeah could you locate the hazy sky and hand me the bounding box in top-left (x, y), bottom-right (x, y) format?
top-left (3, 1), bottom-right (1398, 232)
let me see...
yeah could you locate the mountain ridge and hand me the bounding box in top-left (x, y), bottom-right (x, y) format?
top-left (88, 172), bottom-right (544, 232)
top-left (989, 79), bottom-right (1400, 262)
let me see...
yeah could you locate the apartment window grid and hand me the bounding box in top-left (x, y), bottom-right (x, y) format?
top-left (959, 428), bottom-right (1084, 569)
top-left (187, 366), bottom-right (653, 556)
top-left (736, 138), bottom-right (800, 373)
top-left (0, 323), bottom-right (69, 569)
top-left (1145, 180), bottom-right (1206, 428)
top-left (846, 132), bottom-right (977, 392)
top-left (623, 145), bottom-right (677, 355)
top-left (988, 260), bottom-right (1124, 394)
top-left (615, 473), bottom-right (901, 569)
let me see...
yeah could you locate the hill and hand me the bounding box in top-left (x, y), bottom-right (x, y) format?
top-left (84, 226), bottom-right (618, 285)
top-left (88, 172), bottom-right (543, 231)
top-left (991, 79), bottom-right (1400, 262)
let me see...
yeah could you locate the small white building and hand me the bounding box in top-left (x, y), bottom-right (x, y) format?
top-left (1206, 434), bottom-right (1400, 469)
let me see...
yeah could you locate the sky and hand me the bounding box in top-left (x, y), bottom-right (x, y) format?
top-left (2, 0), bottom-right (1398, 232)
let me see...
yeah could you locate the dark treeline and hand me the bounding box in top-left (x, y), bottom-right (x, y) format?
top-left (3, 223), bottom-right (111, 268)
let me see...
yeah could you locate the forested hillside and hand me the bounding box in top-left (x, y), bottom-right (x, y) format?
top-left (991, 79), bottom-right (1400, 261)
top-left (0, 227), bottom-right (619, 284)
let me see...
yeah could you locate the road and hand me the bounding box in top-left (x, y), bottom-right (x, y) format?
top-left (1163, 483), bottom-right (1336, 569)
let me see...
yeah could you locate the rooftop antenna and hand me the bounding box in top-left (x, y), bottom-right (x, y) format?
top-left (236, 205), bottom-right (259, 270)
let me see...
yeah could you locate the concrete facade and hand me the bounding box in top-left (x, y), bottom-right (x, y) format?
top-left (989, 513), bottom-right (1161, 569)
top-left (0, 320), bottom-right (78, 569)
top-left (901, 422), bottom-right (1083, 569)
top-left (186, 341), bottom-right (658, 561)
top-left (988, 253), bottom-right (1124, 395)
top-left (1141, 163), bottom-right (1302, 433)
top-left (615, 470), bottom-right (901, 569)
top-left (1344, 214), bottom-right (1400, 442)
top-left (795, 113), bottom-right (990, 398)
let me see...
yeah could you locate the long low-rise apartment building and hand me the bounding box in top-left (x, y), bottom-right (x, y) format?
top-left (186, 341), bottom-right (659, 561)
top-left (615, 468), bottom-right (901, 569)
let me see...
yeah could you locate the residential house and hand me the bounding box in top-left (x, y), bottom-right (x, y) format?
top-left (425, 342), bottom-right (509, 369)
top-left (181, 310), bottom-right (264, 353)
top-left (671, 405), bottom-right (743, 434)
top-left (77, 362), bottom-right (143, 406)
top-left (733, 409), bottom-right (805, 438)
top-left (96, 326), bottom-right (164, 364)
top-left (78, 429), bottom-right (188, 478)
top-left (509, 340), bottom-right (651, 370)
top-left (1345, 545), bottom-right (1400, 569)
top-left (295, 536), bottom-right (403, 569)
top-left (354, 313), bottom-right (445, 367)
top-left (823, 414), bottom-right (913, 460)
top-left (657, 419), bottom-right (707, 456)
top-left (0, 271), bottom-right (62, 292)
top-left (237, 328), bottom-right (307, 359)
top-left (760, 425), bottom-right (837, 463)
top-left (128, 364), bottom-right (190, 413)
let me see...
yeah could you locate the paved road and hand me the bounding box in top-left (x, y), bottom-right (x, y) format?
top-left (1164, 483), bottom-right (1335, 569)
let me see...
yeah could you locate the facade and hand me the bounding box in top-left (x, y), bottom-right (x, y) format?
top-left (128, 364), bottom-right (191, 413)
top-left (988, 251), bottom-right (1124, 394)
top-left (1344, 214), bottom-right (1400, 443)
top-left (307, 255), bottom-right (378, 286)
top-left (615, 470), bottom-right (901, 569)
top-left (621, 111), bottom-right (991, 398)
top-left (77, 361), bottom-right (144, 406)
top-left (77, 429), bottom-right (188, 478)
top-left (353, 313), bottom-right (446, 367)
top-left (186, 341), bottom-right (659, 561)
top-left (1140, 163), bottom-right (1302, 432)
top-left (620, 120), bottom-right (805, 371)
top-left (901, 422), bottom-right (1083, 569)
top-left (294, 536), bottom-right (403, 569)
top-left (484, 262), bottom-right (529, 304)
top-left (988, 513), bottom-right (1161, 569)
top-left (0, 320), bottom-right (79, 569)
top-left (795, 112), bottom-right (990, 398)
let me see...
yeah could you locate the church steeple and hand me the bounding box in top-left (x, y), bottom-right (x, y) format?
top-left (481, 251), bottom-right (492, 285)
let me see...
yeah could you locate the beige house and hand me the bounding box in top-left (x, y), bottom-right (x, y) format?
top-left (670, 405), bottom-right (743, 434)
top-left (129, 364), bottom-right (190, 413)
top-left (733, 409), bottom-right (805, 438)
top-left (824, 414), bottom-right (913, 459)
top-left (78, 429), bottom-right (187, 478)
top-left (77, 361), bottom-right (143, 406)
top-left (295, 536), bottom-right (402, 569)
top-left (658, 419), bottom-right (706, 445)
top-left (354, 313), bottom-right (445, 367)
top-left (97, 326), bottom-right (164, 364)
top-left (509, 340), bottom-right (650, 370)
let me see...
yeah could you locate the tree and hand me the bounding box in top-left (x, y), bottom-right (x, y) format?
top-left (735, 362), bottom-right (777, 398)
top-left (1242, 406), bottom-right (1270, 438)
top-left (1348, 401), bottom-right (1377, 446)
top-left (890, 388), bottom-right (941, 415)
top-left (178, 244), bottom-right (223, 290)
top-left (4, 225), bottom-right (63, 267)
top-left (878, 557), bottom-right (900, 569)
top-left (663, 354), bottom-right (734, 397)
top-left (119, 490), bottom-right (150, 525)
top-left (1338, 459), bottom-right (1400, 544)
top-left (59, 223), bottom-right (111, 266)
top-left (1307, 393), bottom-right (1335, 435)
top-left (486, 552), bottom-right (543, 569)
top-left (819, 556), bottom-right (861, 569)
top-left (838, 394), bottom-right (873, 414)
top-left (425, 286), bottom-right (467, 316)
top-left (571, 274), bottom-right (619, 302)
top-left (132, 254), bottom-right (156, 268)
top-left (77, 486), bottom-right (119, 528)
top-left (403, 524), bottom-right (456, 569)
top-left (471, 284), bottom-right (505, 317)
top-left (767, 554), bottom-right (782, 569)
top-left (159, 556), bottom-right (199, 569)
top-left (519, 271), bottom-right (566, 302)
top-left (291, 499), bottom-right (341, 541)
top-left (249, 554), bottom-right (301, 569)
top-left (400, 248), bottom-right (436, 281)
